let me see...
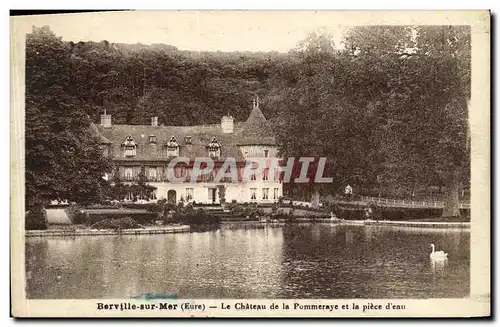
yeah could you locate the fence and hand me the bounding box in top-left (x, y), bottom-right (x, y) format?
top-left (359, 196), bottom-right (470, 209)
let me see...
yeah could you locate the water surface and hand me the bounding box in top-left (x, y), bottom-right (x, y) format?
top-left (26, 224), bottom-right (469, 299)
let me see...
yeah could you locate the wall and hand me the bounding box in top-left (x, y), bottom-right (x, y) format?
top-left (149, 180), bottom-right (282, 204)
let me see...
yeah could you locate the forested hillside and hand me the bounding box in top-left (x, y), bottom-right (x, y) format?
top-left (67, 37), bottom-right (289, 125)
top-left (25, 25), bottom-right (470, 216)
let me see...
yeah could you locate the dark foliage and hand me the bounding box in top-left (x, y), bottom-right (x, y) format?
top-left (85, 211), bottom-right (158, 225)
top-left (25, 207), bottom-right (48, 230)
top-left (90, 217), bottom-right (143, 230)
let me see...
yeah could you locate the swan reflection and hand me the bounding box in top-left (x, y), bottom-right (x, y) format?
top-left (430, 257), bottom-right (448, 275)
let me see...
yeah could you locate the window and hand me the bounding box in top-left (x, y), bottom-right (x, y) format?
top-left (274, 188), bottom-right (279, 200)
top-left (102, 146), bottom-right (109, 156)
top-left (250, 188), bottom-right (257, 200)
top-left (186, 188), bottom-right (194, 202)
top-left (148, 167), bottom-right (157, 181)
top-left (122, 135), bottom-right (137, 157)
top-left (124, 167), bottom-right (133, 181)
top-left (264, 149), bottom-right (269, 157)
top-left (251, 172), bottom-right (257, 181)
top-left (263, 169), bottom-right (269, 181)
top-left (166, 136), bottom-right (179, 157)
top-left (185, 136), bottom-right (192, 145)
top-left (207, 137), bottom-right (221, 159)
top-left (167, 147), bottom-right (178, 157)
top-left (262, 188), bottom-right (269, 200)
top-left (149, 135), bottom-right (156, 143)
top-left (149, 190), bottom-right (157, 200)
top-left (124, 146), bottom-right (136, 157)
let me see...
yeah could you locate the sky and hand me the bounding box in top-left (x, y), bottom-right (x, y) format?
top-left (13, 11), bottom-right (349, 52)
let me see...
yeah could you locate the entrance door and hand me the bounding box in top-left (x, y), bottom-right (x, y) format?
top-left (208, 188), bottom-right (217, 204)
top-left (167, 190), bottom-right (177, 203)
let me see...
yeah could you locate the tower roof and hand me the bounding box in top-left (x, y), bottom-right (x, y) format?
top-left (240, 96), bottom-right (275, 145)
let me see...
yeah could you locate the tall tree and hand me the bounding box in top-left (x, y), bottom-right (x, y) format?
top-left (25, 26), bottom-right (112, 210)
top-left (341, 25), bottom-right (470, 216)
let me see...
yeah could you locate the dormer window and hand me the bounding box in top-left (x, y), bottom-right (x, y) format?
top-left (207, 137), bottom-right (221, 159)
top-left (121, 135), bottom-right (137, 157)
top-left (166, 136), bottom-right (180, 157)
top-left (149, 135), bottom-right (156, 143)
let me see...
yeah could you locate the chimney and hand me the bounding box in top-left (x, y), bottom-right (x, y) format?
top-left (151, 117), bottom-right (158, 127)
top-left (221, 114), bottom-right (234, 134)
top-left (101, 110), bottom-right (111, 128)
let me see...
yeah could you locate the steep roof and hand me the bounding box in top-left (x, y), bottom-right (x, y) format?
top-left (96, 101), bottom-right (277, 162)
top-left (97, 122), bottom-right (251, 162)
top-left (89, 122), bottom-right (112, 144)
top-left (239, 99), bottom-right (275, 145)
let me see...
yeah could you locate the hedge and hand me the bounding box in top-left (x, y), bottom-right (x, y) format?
top-left (90, 217), bottom-right (143, 230)
top-left (25, 207), bottom-right (48, 230)
top-left (85, 211), bottom-right (158, 225)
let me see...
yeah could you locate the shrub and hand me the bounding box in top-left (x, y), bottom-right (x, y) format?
top-left (226, 202), bottom-right (264, 219)
top-left (65, 205), bottom-right (86, 224)
top-left (271, 208), bottom-right (288, 221)
top-left (85, 212), bottom-right (158, 225)
top-left (158, 201), bottom-right (221, 225)
top-left (90, 217), bottom-right (143, 230)
top-left (181, 210), bottom-right (221, 225)
top-left (25, 207), bottom-right (48, 230)
top-left (218, 185), bottom-right (226, 204)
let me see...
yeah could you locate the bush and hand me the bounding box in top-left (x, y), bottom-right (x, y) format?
top-left (90, 217), bottom-right (143, 230)
top-left (122, 203), bottom-right (158, 211)
top-left (85, 212), bottom-right (158, 225)
top-left (65, 205), bottom-right (86, 224)
top-left (181, 210), bottom-right (221, 225)
top-left (270, 208), bottom-right (289, 221)
top-left (25, 207), bottom-right (48, 230)
top-left (226, 202), bottom-right (264, 219)
top-left (158, 201), bottom-right (221, 225)
top-left (85, 204), bottom-right (121, 210)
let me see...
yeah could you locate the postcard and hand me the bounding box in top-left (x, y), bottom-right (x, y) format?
top-left (10, 10), bottom-right (490, 318)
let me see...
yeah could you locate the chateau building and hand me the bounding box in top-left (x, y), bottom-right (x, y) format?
top-left (93, 98), bottom-right (283, 204)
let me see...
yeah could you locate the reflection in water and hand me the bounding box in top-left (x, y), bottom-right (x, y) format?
top-left (26, 225), bottom-right (469, 299)
top-left (431, 258), bottom-right (448, 275)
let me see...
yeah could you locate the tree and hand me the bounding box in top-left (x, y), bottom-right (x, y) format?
top-left (25, 26), bottom-right (112, 212)
top-left (341, 25), bottom-right (470, 216)
top-left (276, 26), bottom-right (470, 217)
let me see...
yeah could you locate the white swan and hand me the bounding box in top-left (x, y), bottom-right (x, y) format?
top-left (430, 243), bottom-right (448, 260)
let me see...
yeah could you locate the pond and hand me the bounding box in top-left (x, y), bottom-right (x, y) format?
top-left (25, 224), bottom-right (469, 299)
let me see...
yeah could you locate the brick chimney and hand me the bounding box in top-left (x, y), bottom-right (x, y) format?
top-left (151, 117), bottom-right (158, 127)
top-left (101, 110), bottom-right (111, 128)
top-left (221, 114), bottom-right (234, 133)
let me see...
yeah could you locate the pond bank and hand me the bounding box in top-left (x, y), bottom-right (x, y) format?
top-left (25, 225), bottom-right (190, 237)
top-left (221, 219), bottom-right (470, 229)
top-left (363, 220), bottom-right (470, 229)
top-left (26, 219), bottom-right (470, 237)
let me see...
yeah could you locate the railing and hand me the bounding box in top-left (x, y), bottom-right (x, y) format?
top-left (358, 196), bottom-right (470, 209)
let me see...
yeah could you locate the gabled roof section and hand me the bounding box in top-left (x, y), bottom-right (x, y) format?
top-left (166, 136), bottom-right (179, 148)
top-left (97, 123), bottom-right (248, 161)
top-left (121, 135), bottom-right (137, 146)
top-left (207, 137), bottom-right (221, 149)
